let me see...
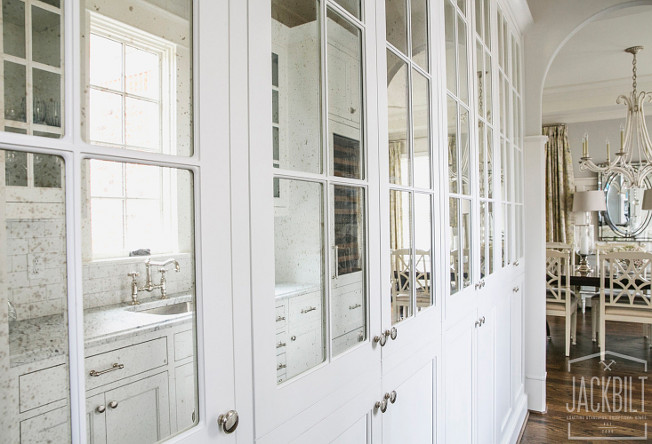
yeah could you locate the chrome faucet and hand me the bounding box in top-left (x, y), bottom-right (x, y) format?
top-left (128, 258), bottom-right (181, 303)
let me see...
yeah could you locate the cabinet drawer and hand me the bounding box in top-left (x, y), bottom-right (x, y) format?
top-left (19, 364), bottom-right (68, 413)
top-left (288, 291), bottom-right (322, 331)
top-left (332, 328), bottom-right (365, 356)
top-left (275, 303), bottom-right (288, 330)
top-left (174, 330), bottom-right (194, 362)
top-left (85, 337), bottom-right (168, 390)
top-left (332, 285), bottom-right (364, 338)
top-left (276, 331), bottom-right (288, 355)
top-left (20, 406), bottom-right (70, 444)
top-left (287, 328), bottom-right (324, 378)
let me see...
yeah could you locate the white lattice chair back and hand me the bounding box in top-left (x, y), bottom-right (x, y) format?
top-left (414, 249), bottom-right (430, 294)
top-left (546, 248), bottom-right (571, 303)
top-left (546, 242), bottom-right (574, 268)
top-left (391, 249), bottom-right (411, 296)
top-left (601, 251), bottom-right (652, 308)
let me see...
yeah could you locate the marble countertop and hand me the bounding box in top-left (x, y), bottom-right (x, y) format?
top-left (9, 294), bottom-right (193, 368)
top-left (275, 282), bottom-right (321, 299)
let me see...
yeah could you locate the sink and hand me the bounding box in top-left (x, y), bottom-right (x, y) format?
top-left (136, 301), bottom-right (193, 316)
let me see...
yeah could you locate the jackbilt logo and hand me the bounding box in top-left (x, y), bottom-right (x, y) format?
top-left (566, 351), bottom-right (648, 440)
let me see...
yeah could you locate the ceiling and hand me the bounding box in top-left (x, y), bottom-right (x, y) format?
top-left (543, 5), bottom-right (652, 124)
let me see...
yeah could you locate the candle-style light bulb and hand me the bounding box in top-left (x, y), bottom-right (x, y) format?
top-left (620, 123), bottom-right (625, 150)
top-left (584, 132), bottom-right (589, 157)
top-left (606, 138), bottom-right (610, 162)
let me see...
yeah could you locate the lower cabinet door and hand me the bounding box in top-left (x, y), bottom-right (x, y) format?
top-left (381, 359), bottom-right (435, 443)
top-left (444, 312), bottom-right (476, 444)
top-left (104, 372), bottom-right (171, 444)
top-left (20, 406), bottom-right (71, 444)
top-left (477, 305), bottom-right (496, 444)
top-left (175, 362), bottom-right (197, 432)
top-left (86, 393), bottom-right (108, 444)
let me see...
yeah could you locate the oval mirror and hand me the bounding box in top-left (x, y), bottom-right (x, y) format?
top-left (602, 173), bottom-right (652, 238)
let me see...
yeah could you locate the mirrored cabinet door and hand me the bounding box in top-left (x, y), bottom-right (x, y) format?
top-left (81, 160), bottom-right (199, 441)
top-left (1, 148), bottom-right (70, 442)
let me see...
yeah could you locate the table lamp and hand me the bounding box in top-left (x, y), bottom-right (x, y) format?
top-left (643, 189), bottom-right (652, 210)
top-left (572, 190), bottom-right (606, 275)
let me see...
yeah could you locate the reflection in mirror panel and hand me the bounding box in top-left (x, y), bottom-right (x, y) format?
top-left (274, 179), bottom-right (326, 376)
top-left (444, 2), bottom-right (456, 95)
top-left (385, 0), bottom-right (407, 55)
top-left (328, 9), bottom-right (364, 179)
top-left (460, 108), bottom-right (470, 195)
top-left (82, 160), bottom-right (198, 440)
top-left (480, 200), bottom-right (486, 277)
top-left (457, 16), bottom-right (469, 104)
top-left (271, 0), bottom-right (322, 174)
top-left (414, 193), bottom-right (432, 310)
top-left (333, 0), bottom-right (360, 19)
top-left (387, 50), bottom-right (410, 186)
top-left (82, 0), bottom-right (192, 155)
top-left (1, 149), bottom-right (70, 442)
top-left (449, 197), bottom-right (460, 294)
top-left (332, 185), bottom-right (366, 354)
top-left (447, 97), bottom-right (458, 194)
top-left (411, 0), bottom-right (428, 71)
top-left (488, 202), bottom-right (494, 274)
top-left (390, 189), bottom-right (412, 324)
top-left (1, 0), bottom-right (63, 138)
top-left (413, 70), bottom-right (431, 189)
top-left (460, 198), bottom-right (472, 288)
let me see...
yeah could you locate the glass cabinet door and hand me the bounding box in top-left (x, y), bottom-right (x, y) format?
top-left (385, 0), bottom-right (434, 326)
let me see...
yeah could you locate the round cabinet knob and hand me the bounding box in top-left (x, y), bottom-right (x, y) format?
top-left (390, 327), bottom-right (398, 340)
top-left (108, 401), bottom-right (118, 409)
top-left (374, 399), bottom-right (388, 413)
top-left (95, 405), bottom-right (106, 414)
top-left (373, 334), bottom-right (387, 346)
top-left (389, 390), bottom-right (397, 404)
top-left (218, 409), bottom-right (239, 434)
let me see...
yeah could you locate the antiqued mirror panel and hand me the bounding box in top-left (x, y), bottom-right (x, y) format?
top-left (413, 69), bottom-right (430, 189)
top-left (385, 0), bottom-right (407, 54)
top-left (271, 0), bottom-right (322, 174)
top-left (328, 8), bottom-right (364, 180)
top-left (331, 185), bottom-right (366, 354)
top-left (387, 50), bottom-right (410, 186)
top-left (2, 149), bottom-right (70, 442)
top-left (390, 189), bottom-right (412, 324)
top-left (274, 178), bottom-right (326, 378)
top-left (82, 160), bottom-right (199, 440)
top-left (414, 193), bottom-right (432, 311)
top-left (449, 197), bottom-right (460, 294)
top-left (81, 0), bottom-right (193, 156)
top-left (1, 0), bottom-right (63, 138)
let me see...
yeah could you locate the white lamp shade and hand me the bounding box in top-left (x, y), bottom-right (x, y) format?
top-left (643, 189), bottom-right (652, 210)
top-left (572, 190), bottom-right (606, 212)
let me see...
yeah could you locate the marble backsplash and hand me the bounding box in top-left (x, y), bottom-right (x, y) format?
top-left (6, 217), bottom-right (194, 322)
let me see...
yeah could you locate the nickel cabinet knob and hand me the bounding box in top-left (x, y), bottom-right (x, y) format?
top-left (218, 409), bottom-right (239, 434)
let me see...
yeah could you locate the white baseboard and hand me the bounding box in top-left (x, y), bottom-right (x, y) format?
top-left (501, 391), bottom-right (529, 444)
top-left (525, 373), bottom-right (546, 412)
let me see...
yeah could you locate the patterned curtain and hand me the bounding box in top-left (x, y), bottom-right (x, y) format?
top-left (389, 142), bottom-right (403, 251)
top-left (543, 124), bottom-right (575, 243)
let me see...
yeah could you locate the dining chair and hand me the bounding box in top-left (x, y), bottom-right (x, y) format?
top-left (546, 248), bottom-right (578, 356)
top-left (391, 249), bottom-right (432, 322)
top-left (596, 251), bottom-right (652, 361)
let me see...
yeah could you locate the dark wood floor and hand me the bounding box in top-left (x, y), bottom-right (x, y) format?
top-left (520, 309), bottom-right (652, 443)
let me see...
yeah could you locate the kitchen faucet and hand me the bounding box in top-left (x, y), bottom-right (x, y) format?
top-left (128, 258), bottom-right (181, 304)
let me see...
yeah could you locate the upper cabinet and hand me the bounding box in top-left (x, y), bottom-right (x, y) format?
top-left (2, 0), bottom-right (63, 138)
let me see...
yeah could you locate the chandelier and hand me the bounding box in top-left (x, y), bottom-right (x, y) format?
top-left (579, 46), bottom-right (652, 189)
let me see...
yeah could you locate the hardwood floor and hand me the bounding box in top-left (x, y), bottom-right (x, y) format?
top-left (520, 308), bottom-right (652, 443)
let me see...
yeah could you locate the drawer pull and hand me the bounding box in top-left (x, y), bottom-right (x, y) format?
top-left (301, 306), bottom-right (317, 314)
top-left (276, 315), bottom-right (286, 322)
top-left (291, 335), bottom-right (297, 341)
top-left (277, 363), bottom-right (287, 370)
top-left (95, 405), bottom-right (106, 414)
top-left (349, 303), bottom-right (361, 310)
top-left (276, 341), bottom-right (286, 348)
top-left (89, 363), bottom-right (124, 377)
top-left (108, 401), bottom-right (118, 409)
